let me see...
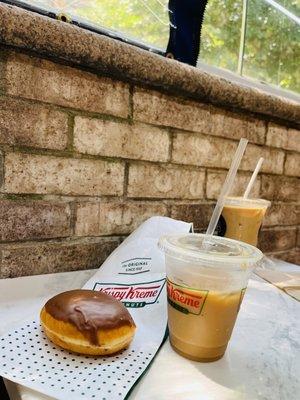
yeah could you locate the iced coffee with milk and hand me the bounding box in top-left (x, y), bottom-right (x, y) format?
top-left (217, 197), bottom-right (271, 246)
top-left (159, 234), bottom-right (263, 362)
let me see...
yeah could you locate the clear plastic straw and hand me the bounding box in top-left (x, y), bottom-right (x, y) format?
top-left (206, 138), bottom-right (248, 236)
top-left (243, 157), bottom-right (264, 199)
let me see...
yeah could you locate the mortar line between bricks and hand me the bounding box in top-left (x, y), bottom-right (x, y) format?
top-left (0, 235), bottom-right (74, 245)
top-left (128, 84), bottom-right (134, 121)
top-left (1, 192), bottom-right (299, 205)
top-left (0, 192), bottom-right (299, 206)
top-left (261, 226), bottom-right (299, 232)
top-left (67, 114), bottom-right (75, 151)
top-left (264, 225), bottom-right (300, 230)
top-left (203, 168), bottom-right (208, 200)
top-left (262, 120), bottom-right (268, 145)
top-left (0, 145), bottom-right (213, 169)
top-left (69, 202), bottom-right (77, 236)
top-left (123, 161), bottom-right (129, 198)
top-left (282, 149), bottom-right (288, 175)
top-left (0, 235), bottom-right (125, 247)
top-left (0, 193), bottom-right (215, 203)
top-left (168, 129), bottom-right (174, 162)
top-left (259, 173), bottom-right (263, 197)
top-left (166, 203), bottom-right (172, 218)
top-left (265, 249), bottom-right (298, 256)
top-left (0, 49), bottom-right (8, 95)
top-left (0, 151), bottom-right (5, 191)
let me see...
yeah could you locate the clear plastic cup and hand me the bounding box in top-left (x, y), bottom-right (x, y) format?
top-left (217, 197), bottom-right (271, 246)
top-left (159, 234), bottom-right (263, 362)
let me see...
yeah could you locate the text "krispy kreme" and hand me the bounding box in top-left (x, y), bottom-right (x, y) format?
top-left (93, 279), bottom-right (165, 307)
top-left (167, 279), bottom-right (208, 315)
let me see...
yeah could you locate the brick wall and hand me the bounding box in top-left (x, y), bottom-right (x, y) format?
top-left (0, 48), bottom-right (299, 277)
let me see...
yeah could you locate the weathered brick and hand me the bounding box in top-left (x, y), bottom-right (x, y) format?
top-left (0, 238), bottom-right (120, 278)
top-left (267, 249), bottom-right (300, 265)
top-left (74, 117), bottom-right (169, 162)
top-left (266, 126), bottom-right (300, 153)
top-left (75, 203), bottom-right (100, 237)
top-left (0, 54), bottom-right (5, 88)
top-left (261, 175), bottom-right (300, 202)
top-left (282, 249), bottom-right (300, 265)
top-left (247, 118), bottom-right (267, 145)
top-left (172, 134), bottom-right (236, 168)
top-left (258, 228), bottom-right (297, 253)
top-left (285, 153), bottom-right (300, 177)
top-left (4, 153), bottom-right (124, 196)
top-left (133, 88), bottom-right (210, 133)
top-left (206, 170), bottom-right (261, 200)
top-left (0, 97), bottom-right (68, 149)
top-left (263, 203), bottom-right (299, 227)
top-left (240, 144), bottom-right (285, 174)
top-left (170, 203), bottom-right (213, 231)
top-left (286, 128), bottom-right (300, 152)
top-left (75, 201), bottom-right (168, 236)
top-left (127, 163), bottom-right (205, 199)
top-left (210, 109), bottom-right (266, 144)
top-left (0, 200), bottom-right (71, 241)
top-left (266, 123), bottom-right (288, 148)
top-left (5, 52), bottom-right (129, 117)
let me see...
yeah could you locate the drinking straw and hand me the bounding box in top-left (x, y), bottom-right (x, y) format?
top-left (243, 157), bottom-right (264, 199)
top-left (206, 138), bottom-right (248, 236)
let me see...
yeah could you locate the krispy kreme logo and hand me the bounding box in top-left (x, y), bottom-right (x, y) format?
top-left (167, 279), bottom-right (208, 315)
top-left (93, 279), bottom-right (165, 308)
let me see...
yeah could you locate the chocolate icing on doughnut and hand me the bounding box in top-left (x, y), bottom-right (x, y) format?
top-left (45, 289), bottom-right (135, 345)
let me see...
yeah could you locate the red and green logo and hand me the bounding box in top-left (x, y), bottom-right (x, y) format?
top-left (167, 279), bottom-right (208, 315)
top-left (93, 278), bottom-right (165, 308)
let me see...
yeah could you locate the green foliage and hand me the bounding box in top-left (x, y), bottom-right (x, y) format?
top-left (26, 0), bottom-right (300, 93)
top-left (200, 0), bottom-right (242, 72)
top-left (243, 0), bottom-right (299, 92)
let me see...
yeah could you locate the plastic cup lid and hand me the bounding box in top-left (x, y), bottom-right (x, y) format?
top-left (158, 233), bottom-right (263, 266)
top-left (224, 196), bottom-right (271, 209)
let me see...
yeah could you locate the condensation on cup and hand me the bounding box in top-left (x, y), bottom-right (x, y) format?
top-left (159, 234), bottom-right (263, 362)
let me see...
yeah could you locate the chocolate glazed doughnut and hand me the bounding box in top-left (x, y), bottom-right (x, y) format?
top-left (40, 290), bottom-right (136, 355)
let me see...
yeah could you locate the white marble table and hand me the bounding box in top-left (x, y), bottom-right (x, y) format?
top-left (1, 259), bottom-right (299, 400)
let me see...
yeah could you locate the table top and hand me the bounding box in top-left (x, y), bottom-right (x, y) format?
top-left (1, 259), bottom-right (299, 400)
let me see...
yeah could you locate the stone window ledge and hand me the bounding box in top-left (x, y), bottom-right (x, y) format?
top-left (0, 3), bottom-right (299, 124)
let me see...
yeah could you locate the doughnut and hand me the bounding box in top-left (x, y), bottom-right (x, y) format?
top-left (40, 289), bottom-right (136, 355)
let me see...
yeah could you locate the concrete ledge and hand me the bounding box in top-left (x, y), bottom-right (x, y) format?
top-left (0, 3), bottom-right (299, 123)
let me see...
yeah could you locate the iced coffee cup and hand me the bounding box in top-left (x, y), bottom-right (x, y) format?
top-left (217, 197), bottom-right (271, 246)
top-left (159, 234), bottom-right (263, 362)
